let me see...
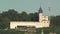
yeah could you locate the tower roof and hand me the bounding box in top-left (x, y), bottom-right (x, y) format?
top-left (38, 7), bottom-right (43, 13)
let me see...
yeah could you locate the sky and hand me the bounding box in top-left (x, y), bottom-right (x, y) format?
top-left (0, 0), bottom-right (60, 16)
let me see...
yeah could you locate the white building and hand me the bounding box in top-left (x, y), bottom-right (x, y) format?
top-left (10, 7), bottom-right (50, 29)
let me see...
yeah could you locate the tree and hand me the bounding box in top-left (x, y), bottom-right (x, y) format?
top-left (50, 15), bottom-right (60, 26)
top-left (7, 9), bottom-right (18, 21)
top-left (20, 11), bottom-right (28, 21)
top-left (30, 12), bottom-right (39, 21)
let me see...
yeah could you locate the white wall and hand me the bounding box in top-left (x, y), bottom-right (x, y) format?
top-left (10, 21), bottom-right (49, 29)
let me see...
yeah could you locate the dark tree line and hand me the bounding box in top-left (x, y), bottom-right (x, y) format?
top-left (0, 9), bottom-right (39, 29)
top-left (50, 15), bottom-right (60, 26)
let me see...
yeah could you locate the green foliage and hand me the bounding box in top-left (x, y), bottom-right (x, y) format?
top-left (50, 16), bottom-right (60, 26)
top-left (0, 29), bottom-right (24, 34)
top-left (0, 9), bottom-right (39, 29)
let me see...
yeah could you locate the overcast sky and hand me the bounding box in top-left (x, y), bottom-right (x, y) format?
top-left (0, 0), bottom-right (60, 16)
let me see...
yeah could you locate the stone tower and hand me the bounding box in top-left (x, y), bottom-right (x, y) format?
top-left (39, 7), bottom-right (43, 23)
top-left (38, 7), bottom-right (50, 27)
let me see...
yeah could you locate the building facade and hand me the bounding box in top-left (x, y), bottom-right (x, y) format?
top-left (10, 7), bottom-right (50, 29)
